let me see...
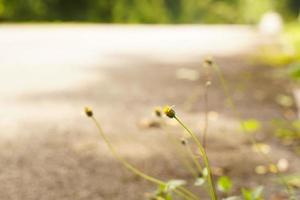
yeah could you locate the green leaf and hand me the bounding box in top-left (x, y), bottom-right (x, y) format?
top-left (241, 186), bottom-right (264, 200)
top-left (242, 119), bottom-right (261, 133)
top-left (154, 184), bottom-right (167, 198)
top-left (157, 184), bottom-right (167, 193)
top-left (165, 193), bottom-right (172, 200)
top-left (194, 177), bottom-right (205, 186)
top-left (153, 184), bottom-right (173, 200)
top-left (241, 188), bottom-right (252, 200)
top-left (217, 176), bottom-right (232, 193)
top-left (252, 186), bottom-right (264, 199)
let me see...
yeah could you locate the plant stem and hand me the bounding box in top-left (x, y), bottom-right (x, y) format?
top-left (161, 120), bottom-right (199, 178)
top-left (168, 134), bottom-right (199, 178)
top-left (90, 117), bottom-right (199, 200)
top-left (185, 143), bottom-right (203, 174)
top-left (203, 83), bottom-right (209, 149)
top-left (203, 60), bottom-right (211, 149)
top-left (212, 62), bottom-right (295, 200)
top-left (183, 85), bottom-right (202, 112)
top-left (174, 116), bottom-right (218, 200)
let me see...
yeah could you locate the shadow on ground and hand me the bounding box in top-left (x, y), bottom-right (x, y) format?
top-left (1, 55), bottom-right (299, 199)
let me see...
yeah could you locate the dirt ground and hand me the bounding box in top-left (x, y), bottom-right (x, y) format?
top-left (0, 25), bottom-right (299, 200)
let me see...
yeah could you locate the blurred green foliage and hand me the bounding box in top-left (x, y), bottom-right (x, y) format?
top-left (242, 119), bottom-right (262, 133)
top-left (284, 23), bottom-right (300, 80)
top-left (241, 186), bottom-right (264, 200)
top-left (271, 119), bottom-right (300, 154)
top-left (0, 0), bottom-right (299, 23)
top-left (256, 22), bottom-right (300, 69)
top-left (217, 176), bottom-right (232, 193)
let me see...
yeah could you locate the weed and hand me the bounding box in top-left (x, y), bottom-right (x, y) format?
top-left (210, 59), bottom-right (296, 200)
top-left (85, 107), bottom-right (198, 200)
top-left (163, 105), bottom-right (218, 200)
top-left (84, 58), bottom-right (297, 200)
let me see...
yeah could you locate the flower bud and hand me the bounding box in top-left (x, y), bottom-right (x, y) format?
top-left (163, 106), bottom-right (176, 118)
top-left (181, 138), bottom-right (187, 145)
top-left (154, 107), bottom-right (162, 117)
top-left (204, 57), bottom-right (213, 65)
top-left (85, 107), bottom-right (93, 117)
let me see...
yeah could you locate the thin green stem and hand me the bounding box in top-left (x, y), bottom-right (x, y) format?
top-left (183, 85), bottom-right (202, 112)
top-left (203, 83), bottom-right (209, 149)
top-left (174, 116), bottom-right (218, 200)
top-left (161, 120), bottom-right (199, 178)
top-left (212, 62), bottom-right (295, 200)
top-left (203, 60), bottom-right (211, 149)
top-left (178, 186), bottom-right (200, 200)
top-left (185, 143), bottom-right (203, 174)
top-left (90, 117), bottom-right (199, 200)
top-left (168, 134), bottom-right (199, 178)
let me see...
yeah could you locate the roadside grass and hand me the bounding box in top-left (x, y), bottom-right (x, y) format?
top-left (85, 58), bottom-right (297, 200)
top-left (255, 22), bottom-right (300, 70)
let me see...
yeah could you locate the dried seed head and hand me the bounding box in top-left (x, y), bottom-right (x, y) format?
top-left (154, 107), bottom-right (162, 117)
top-left (181, 138), bottom-right (187, 145)
top-left (163, 105), bottom-right (176, 118)
top-left (85, 107), bottom-right (93, 117)
top-left (204, 57), bottom-right (213, 65)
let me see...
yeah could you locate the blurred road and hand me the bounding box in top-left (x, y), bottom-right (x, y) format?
top-left (2, 25), bottom-right (299, 200)
top-left (0, 24), bottom-right (260, 124)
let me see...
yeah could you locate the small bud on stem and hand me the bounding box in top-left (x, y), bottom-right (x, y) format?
top-left (181, 138), bottom-right (187, 145)
top-left (154, 107), bottom-right (162, 117)
top-left (163, 106), bottom-right (176, 118)
top-left (85, 107), bottom-right (93, 117)
top-left (204, 57), bottom-right (213, 66)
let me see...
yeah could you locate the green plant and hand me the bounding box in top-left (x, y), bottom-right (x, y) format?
top-left (84, 58), bottom-right (298, 200)
top-left (85, 107), bottom-right (198, 200)
top-left (270, 119), bottom-right (300, 154)
top-left (241, 186), bottom-right (264, 200)
top-left (85, 105), bottom-right (279, 200)
top-left (163, 105), bottom-right (218, 200)
top-left (210, 59), bottom-right (295, 200)
top-left (217, 176), bottom-right (232, 194)
top-left (155, 107), bottom-right (200, 178)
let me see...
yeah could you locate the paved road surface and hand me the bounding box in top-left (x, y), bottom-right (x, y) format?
top-left (0, 25), bottom-right (260, 126)
top-left (2, 25), bottom-right (298, 200)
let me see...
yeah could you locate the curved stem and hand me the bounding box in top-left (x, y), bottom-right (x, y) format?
top-left (212, 62), bottom-right (295, 200)
top-left (161, 120), bottom-right (198, 178)
top-left (185, 143), bottom-right (203, 174)
top-left (167, 132), bottom-right (199, 178)
top-left (90, 117), bottom-right (199, 200)
top-left (203, 83), bottom-right (209, 149)
top-left (174, 116), bottom-right (218, 200)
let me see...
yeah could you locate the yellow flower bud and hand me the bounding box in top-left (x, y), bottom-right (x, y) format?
top-left (204, 57), bottom-right (213, 65)
top-left (163, 105), bottom-right (176, 118)
top-left (85, 107), bottom-right (93, 117)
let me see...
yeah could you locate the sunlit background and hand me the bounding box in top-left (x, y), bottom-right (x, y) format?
top-left (0, 0), bottom-right (299, 23)
top-left (0, 1), bottom-right (299, 200)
